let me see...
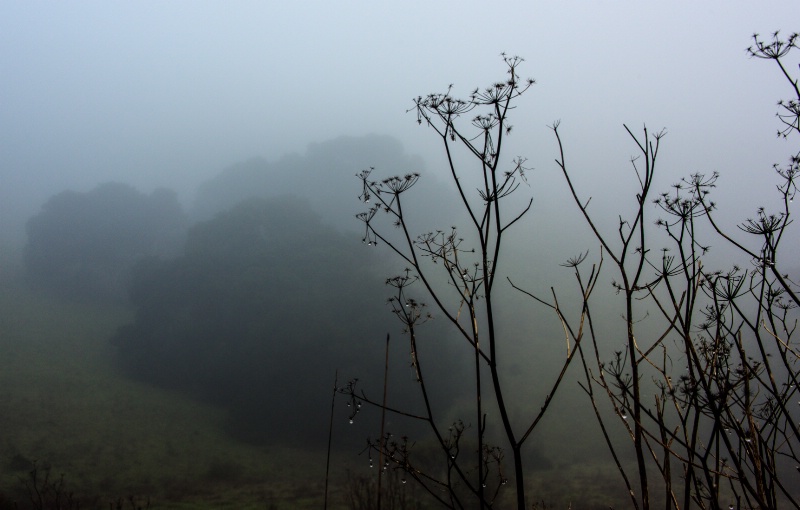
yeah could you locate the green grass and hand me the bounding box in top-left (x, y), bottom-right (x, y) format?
top-left (0, 282), bottom-right (351, 509)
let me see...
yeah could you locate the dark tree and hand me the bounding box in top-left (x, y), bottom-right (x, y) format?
top-left (115, 195), bottom-right (464, 445)
top-left (24, 182), bottom-right (187, 301)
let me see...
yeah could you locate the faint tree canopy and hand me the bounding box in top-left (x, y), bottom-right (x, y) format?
top-left (24, 182), bottom-right (187, 302)
top-left (191, 134), bottom-right (460, 235)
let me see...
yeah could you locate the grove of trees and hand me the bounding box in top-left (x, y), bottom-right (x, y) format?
top-left (114, 195), bottom-right (466, 445)
top-left (20, 137), bottom-right (469, 451)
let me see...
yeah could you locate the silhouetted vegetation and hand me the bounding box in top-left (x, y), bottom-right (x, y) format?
top-left (347, 56), bottom-right (573, 510)
top-left (347, 34), bottom-right (800, 509)
top-left (344, 467), bottom-right (426, 510)
top-left (19, 461), bottom-right (84, 510)
top-left (3, 459), bottom-right (153, 510)
top-left (24, 182), bottom-right (187, 302)
top-left (535, 31), bottom-right (800, 510)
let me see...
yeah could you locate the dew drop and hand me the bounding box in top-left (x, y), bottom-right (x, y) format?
top-left (401, 479), bottom-right (407, 484)
top-left (349, 419), bottom-right (354, 424)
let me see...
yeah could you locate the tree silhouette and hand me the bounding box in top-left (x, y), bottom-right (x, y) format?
top-left (116, 195), bottom-right (464, 446)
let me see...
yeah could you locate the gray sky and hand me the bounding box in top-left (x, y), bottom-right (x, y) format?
top-left (2, 1), bottom-right (798, 242)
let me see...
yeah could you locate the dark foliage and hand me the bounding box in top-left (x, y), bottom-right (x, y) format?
top-left (115, 196), bottom-right (462, 445)
top-left (24, 182), bottom-right (187, 302)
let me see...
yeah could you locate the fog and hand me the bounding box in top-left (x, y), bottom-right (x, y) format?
top-left (1, 1), bottom-right (799, 508)
top-left (3, 2), bottom-right (797, 242)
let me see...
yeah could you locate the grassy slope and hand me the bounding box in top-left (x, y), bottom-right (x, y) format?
top-left (0, 283), bottom-right (343, 509)
top-left (0, 264), bottom-right (631, 509)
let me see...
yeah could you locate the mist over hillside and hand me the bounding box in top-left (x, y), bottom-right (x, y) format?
top-left (3, 2), bottom-right (799, 505)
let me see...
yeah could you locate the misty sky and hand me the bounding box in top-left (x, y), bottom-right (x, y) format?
top-left (2, 1), bottom-right (799, 243)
